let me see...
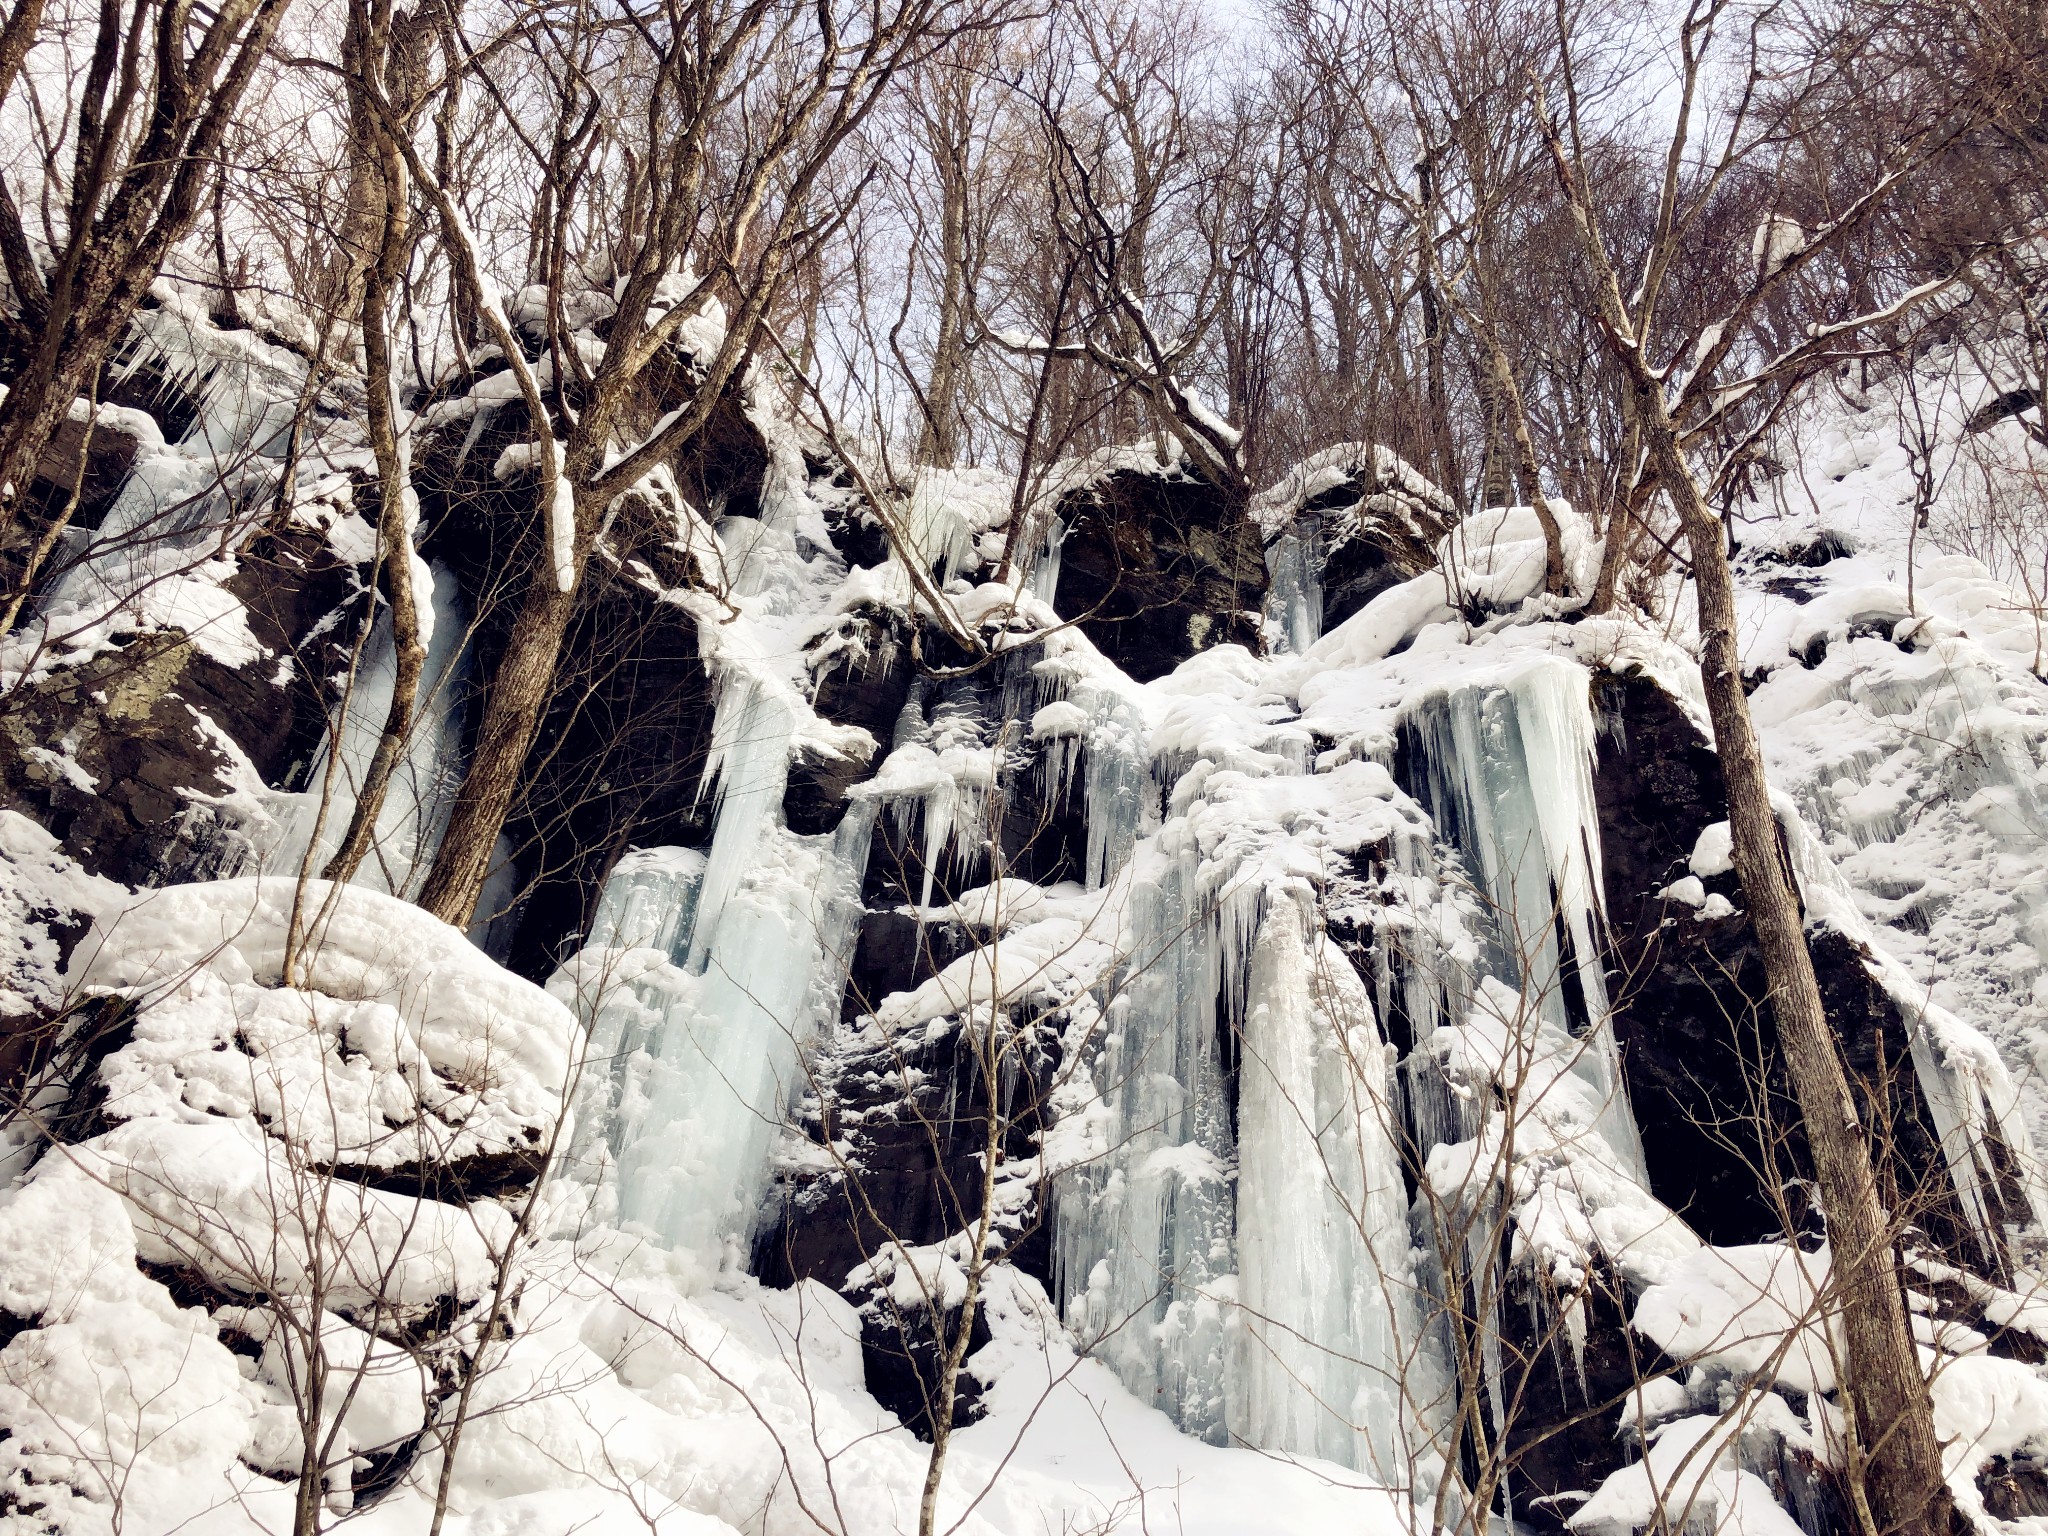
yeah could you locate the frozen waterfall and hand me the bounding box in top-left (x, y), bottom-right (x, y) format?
top-left (1228, 885), bottom-right (1435, 1478)
top-left (561, 443), bottom-right (881, 1265)
top-left (596, 799), bottom-right (875, 1258)
top-left (1054, 828), bottom-right (1247, 1443)
top-left (1400, 656), bottom-right (1644, 1181)
top-left (1053, 650), bottom-right (1654, 1483)
top-left (1079, 686), bottom-right (1154, 891)
top-left (1264, 518), bottom-right (1324, 654)
top-left (260, 563), bottom-right (470, 897)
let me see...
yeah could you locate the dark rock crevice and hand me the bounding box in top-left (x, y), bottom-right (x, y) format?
top-left (1053, 459), bottom-right (1266, 682)
top-left (406, 358), bottom-right (773, 974)
top-left (755, 1008), bottom-right (1062, 1438)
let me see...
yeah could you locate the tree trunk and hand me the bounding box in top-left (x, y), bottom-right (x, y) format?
top-left (916, 94), bottom-right (971, 469)
top-left (413, 563), bottom-right (575, 928)
top-left (322, 38), bottom-right (424, 891)
top-left (0, 384), bottom-right (93, 633)
top-left (0, 351), bottom-right (101, 555)
top-left (1650, 414), bottom-right (1963, 1536)
top-left (0, 0), bottom-right (48, 112)
top-left (1413, 153), bottom-right (1462, 500)
top-left (1586, 425), bottom-right (1642, 616)
top-left (1468, 314), bottom-right (1566, 595)
top-left (1473, 361), bottom-right (1516, 510)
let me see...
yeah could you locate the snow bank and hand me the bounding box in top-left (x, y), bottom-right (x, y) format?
top-left (1571, 1398), bottom-right (1814, 1536)
top-left (71, 877), bottom-right (577, 1133)
top-left (1248, 440), bottom-right (1453, 538)
top-left (0, 810), bottom-right (123, 1018)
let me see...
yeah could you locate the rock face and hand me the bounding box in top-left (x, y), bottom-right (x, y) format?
top-left (0, 305), bottom-right (784, 1043)
top-left (1316, 497), bottom-right (1452, 632)
top-left (0, 521), bottom-right (359, 887)
top-left (756, 637), bottom-right (1081, 1439)
top-left (785, 605), bottom-right (916, 837)
top-left (408, 346), bottom-right (769, 974)
top-left (1053, 457), bottom-right (1266, 681)
top-left (0, 339), bottom-right (209, 597)
top-left (1253, 443), bottom-right (1456, 633)
top-left (635, 348), bottom-right (770, 522)
top-left (1590, 670), bottom-right (2016, 1260)
top-left (755, 1005), bottom-right (1061, 1436)
top-left (8, 416), bottom-right (144, 568)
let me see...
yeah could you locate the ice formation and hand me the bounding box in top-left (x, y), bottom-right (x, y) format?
top-left (14, 293), bottom-right (2048, 1536)
top-left (260, 563), bottom-right (471, 896)
top-left (1227, 885), bottom-right (1431, 1478)
top-left (1054, 830), bottom-right (1246, 1441)
top-left (23, 301), bottom-right (312, 675)
top-left (1399, 655), bottom-right (1645, 1182)
top-left (554, 433), bottom-right (881, 1263)
top-left (1264, 519), bottom-right (1325, 653)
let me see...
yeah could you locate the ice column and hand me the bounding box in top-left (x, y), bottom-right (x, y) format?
top-left (558, 848), bottom-right (708, 1199)
top-left (1029, 516), bottom-right (1067, 607)
top-left (610, 801), bottom-right (874, 1257)
top-left (570, 450), bottom-right (884, 1259)
top-left (587, 846), bottom-right (709, 959)
top-left (1264, 517), bottom-right (1325, 654)
top-left (1056, 829), bottom-right (1240, 1443)
top-left (1078, 688), bottom-right (1154, 890)
top-left (569, 661), bottom-right (875, 1258)
top-left (904, 471), bottom-right (979, 583)
top-left (685, 671), bottom-right (797, 971)
top-left (262, 564), bottom-right (470, 896)
top-left (1230, 887), bottom-right (1436, 1478)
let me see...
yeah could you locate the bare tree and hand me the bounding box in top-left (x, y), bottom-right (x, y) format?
top-left (0, 0), bottom-right (299, 590)
top-left (989, 0), bottom-right (1250, 503)
top-left (1522, 1), bottom-right (2029, 1527)
top-left (313, 0), bottom-right (444, 896)
top-left (390, 0), bottom-right (994, 927)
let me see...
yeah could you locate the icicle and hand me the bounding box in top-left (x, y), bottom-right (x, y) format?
top-left (1898, 992), bottom-right (2048, 1265)
top-left (1032, 700), bottom-right (1087, 807)
top-left (261, 563), bottom-right (470, 897)
top-left (902, 472), bottom-right (979, 583)
top-left (684, 672), bottom-right (796, 973)
top-left (1402, 656), bottom-right (1644, 1182)
top-left (1029, 515), bottom-right (1067, 607)
top-left (1078, 690), bottom-right (1153, 891)
top-left (43, 305), bottom-right (312, 625)
top-left (1055, 830), bottom-right (1239, 1443)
